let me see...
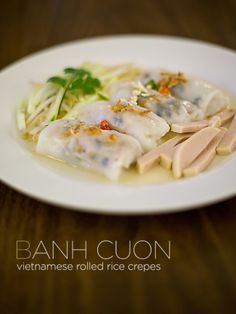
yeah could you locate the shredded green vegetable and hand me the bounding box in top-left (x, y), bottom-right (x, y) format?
top-left (17, 63), bottom-right (141, 140)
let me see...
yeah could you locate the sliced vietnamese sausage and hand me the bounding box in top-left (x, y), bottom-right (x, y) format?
top-left (217, 112), bottom-right (236, 155)
top-left (172, 127), bottom-right (220, 178)
top-left (209, 109), bottom-right (235, 127)
top-left (171, 120), bottom-right (209, 133)
top-left (183, 128), bottom-right (227, 176)
top-left (137, 134), bottom-right (190, 174)
top-left (160, 144), bottom-right (182, 170)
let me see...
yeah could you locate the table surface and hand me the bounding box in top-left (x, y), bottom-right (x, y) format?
top-left (1, 0), bottom-right (236, 313)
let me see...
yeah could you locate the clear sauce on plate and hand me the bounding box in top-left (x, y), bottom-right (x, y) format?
top-left (20, 136), bottom-right (228, 187)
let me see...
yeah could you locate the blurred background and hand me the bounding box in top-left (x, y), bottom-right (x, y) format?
top-left (1, 0), bottom-right (236, 69)
top-left (0, 0), bottom-right (236, 313)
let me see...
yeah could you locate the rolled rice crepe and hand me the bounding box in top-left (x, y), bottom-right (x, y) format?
top-left (140, 70), bottom-right (229, 117)
top-left (78, 100), bottom-right (170, 152)
top-left (36, 119), bottom-right (143, 180)
top-left (171, 80), bottom-right (229, 117)
top-left (108, 72), bottom-right (229, 124)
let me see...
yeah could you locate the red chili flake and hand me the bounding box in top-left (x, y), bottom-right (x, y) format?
top-left (99, 120), bottom-right (111, 130)
top-left (159, 86), bottom-right (170, 95)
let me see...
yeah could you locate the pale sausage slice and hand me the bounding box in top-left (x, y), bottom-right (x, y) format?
top-left (160, 144), bottom-right (181, 170)
top-left (171, 109), bottom-right (235, 133)
top-left (208, 116), bottom-right (221, 127)
top-left (172, 127), bottom-right (220, 178)
top-left (217, 112), bottom-right (236, 155)
top-left (137, 134), bottom-right (190, 174)
top-left (171, 120), bottom-right (209, 133)
top-left (160, 147), bottom-right (175, 170)
top-left (183, 128), bottom-right (227, 177)
top-left (209, 109), bottom-right (235, 127)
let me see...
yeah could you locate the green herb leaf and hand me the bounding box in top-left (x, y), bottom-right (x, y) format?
top-left (84, 76), bottom-right (101, 94)
top-left (92, 78), bottom-right (101, 87)
top-left (68, 74), bottom-right (101, 94)
top-left (47, 76), bottom-right (67, 87)
top-left (146, 79), bottom-right (157, 90)
top-left (64, 67), bottom-right (89, 76)
top-left (69, 78), bottom-right (83, 90)
top-left (47, 67), bottom-right (101, 119)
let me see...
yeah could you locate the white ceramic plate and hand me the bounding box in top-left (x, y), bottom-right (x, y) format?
top-left (0, 35), bottom-right (236, 214)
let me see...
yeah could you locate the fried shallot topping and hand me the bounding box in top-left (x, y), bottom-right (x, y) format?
top-left (106, 134), bottom-right (117, 144)
top-left (83, 126), bottom-right (102, 135)
top-left (111, 100), bottom-right (151, 116)
top-left (64, 122), bottom-right (101, 137)
top-left (158, 71), bottom-right (187, 88)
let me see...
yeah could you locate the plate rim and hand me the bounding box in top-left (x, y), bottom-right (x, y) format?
top-left (0, 34), bottom-right (236, 214)
top-left (2, 33), bottom-right (236, 74)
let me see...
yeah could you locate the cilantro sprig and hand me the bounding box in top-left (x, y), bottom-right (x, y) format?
top-left (48, 67), bottom-right (101, 94)
top-left (47, 67), bottom-right (101, 119)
